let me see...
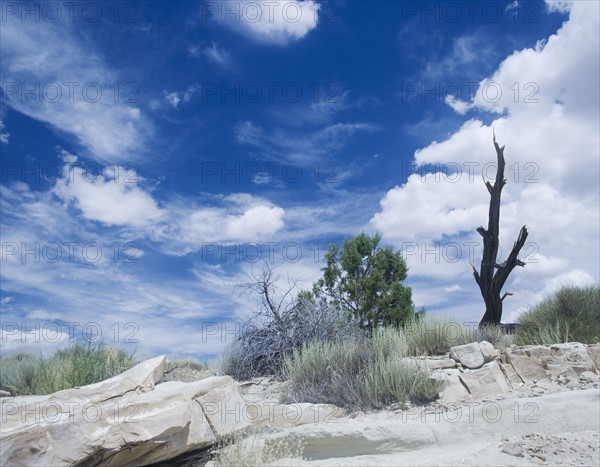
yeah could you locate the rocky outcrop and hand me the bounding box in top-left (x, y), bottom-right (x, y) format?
top-left (434, 342), bottom-right (600, 403)
top-left (2, 342), bottom-right (598, 466)
top-left (0, 357), bottom-right (345, 466)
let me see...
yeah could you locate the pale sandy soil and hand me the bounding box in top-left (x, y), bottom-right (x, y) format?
top-left (265, 388), bottom-right (599, 466)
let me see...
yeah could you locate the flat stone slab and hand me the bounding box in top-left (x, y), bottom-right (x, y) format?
top-left (507, 355), bottom-right (547, 383)
top-left (450, 343), bottom-right (484, 369)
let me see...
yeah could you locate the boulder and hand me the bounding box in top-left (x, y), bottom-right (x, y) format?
top-left (586, 344), bottom-right (600, 370)
top-left (0, 358), bottom-right (249, 467)
top-left (431, 369), bottom-right (469, 403)
top-left (450, 342), bottom-right (485, 369)
top-left (458, 361), bottom-right (511, 398)
top-left (478, 341), bottom-right (499, 363)
top-left (199, 382), bottom-right (251, 438)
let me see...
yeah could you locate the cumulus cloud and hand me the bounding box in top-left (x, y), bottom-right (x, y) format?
top-left (372, 1), bottom-right (599, 320)
top-left (214, 0), bottom-right (320, 46)
top-left (52, 161), bottom-right (164, 228)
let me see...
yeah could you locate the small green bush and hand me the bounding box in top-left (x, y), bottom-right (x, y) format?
top-left (283, 326), bottom-right (441, 410)
top-left (515, 284), bottom-right (600, 345)
top-left (0, 343), bottom-right (136, 396)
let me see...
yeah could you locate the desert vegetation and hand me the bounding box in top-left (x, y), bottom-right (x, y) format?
top-left (214, 435), bottom-right (303, 467)
top-left (282, 326), bottom-right (441, 409)
top-left (514, 284), bottom-right (600, 345)
top-left (0, 342), bottom-right (135, 396)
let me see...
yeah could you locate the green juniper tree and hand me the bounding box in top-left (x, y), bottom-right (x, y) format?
top-left (314, 233), bottom-right (415, 330)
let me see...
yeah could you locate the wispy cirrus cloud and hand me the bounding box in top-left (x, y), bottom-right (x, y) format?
top-left (203, 42), bottom-right (235, 71)
top-left (0, 16), bottom-right (152, 162)
top-left (235, 120), bottom-right (378, 162)
top-left (0, 121), bottom-right (9, 144)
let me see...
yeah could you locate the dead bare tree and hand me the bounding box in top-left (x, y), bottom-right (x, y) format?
top-left (472, 135), bottom-right (529, 326)
top-left (223, 262), bottom-right (362, 379)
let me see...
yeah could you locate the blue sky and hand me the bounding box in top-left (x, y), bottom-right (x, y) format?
top-left (1, 1), bottom-right (598, 361)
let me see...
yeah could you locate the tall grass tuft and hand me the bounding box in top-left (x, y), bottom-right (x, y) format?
top-left (0, 343), bottom-right (136, 396)
top-left (283, 326), bottom-right (441, 410)
top-left (515, 284), bottom-right (600, 345)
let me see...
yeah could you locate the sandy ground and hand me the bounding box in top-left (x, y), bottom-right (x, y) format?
top-left (265, 388), bottom-right (600, 466)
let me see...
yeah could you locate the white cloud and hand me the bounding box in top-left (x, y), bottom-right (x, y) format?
top-left (163, 85), bottom-right (201, 109)
top-left (235, 120), bottom-right (378, 162)
top-left (0, 18), bottom-right (152, 162)
top-left (444, 95), bottom-right (472, 115)
top-left (0, 121), bottom-right (9, 144)
top-left (545, 1), bottom-right (572, 14)
top-left (215, 0), bottom-right (320, 46)
top-left (372, 1), bottom-right (599, 322)
top-left (53, 164), bottom-right (164, 228)
top-left (204, 42), bottom-right (234, 70)
top-left (165, 92), bottom-right (182, 109)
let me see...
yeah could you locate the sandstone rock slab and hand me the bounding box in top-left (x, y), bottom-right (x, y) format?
top-left (431, 369), bottom-right (469, 403)
top-left (479, 341), bottom-right (499, 363)
top-left (450, 342), bottom-right (484, 369)
top-left (458, 361), bottom-right (511, 398)
top-left (506, 354), bottom-right (547, 383)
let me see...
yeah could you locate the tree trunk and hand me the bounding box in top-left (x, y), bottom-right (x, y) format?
top-left (472, 136), bottom-right (529, 327)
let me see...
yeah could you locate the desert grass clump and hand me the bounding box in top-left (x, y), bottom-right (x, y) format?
top-left (457, 323), bottom-right (511, 350)
top-left (166, 356), bottom-right (203, 372)
top-left (515, 284), bottom-right (600, 345)
top-left (0, 343), bottom-right (135, 396)
top-left (283, 326), bottom-right (441, 410)
top-left (214, 435), bottom-right (303, 467)
top-left (402, 315), bottom-right (467, 356)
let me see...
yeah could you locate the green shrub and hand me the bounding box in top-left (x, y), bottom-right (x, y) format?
top-left (283, 326), bottom-right (441, 410)
top-left (0, 343), bottom-right (136, 396)
top-left (515, 284), bottom-right (600, 345)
